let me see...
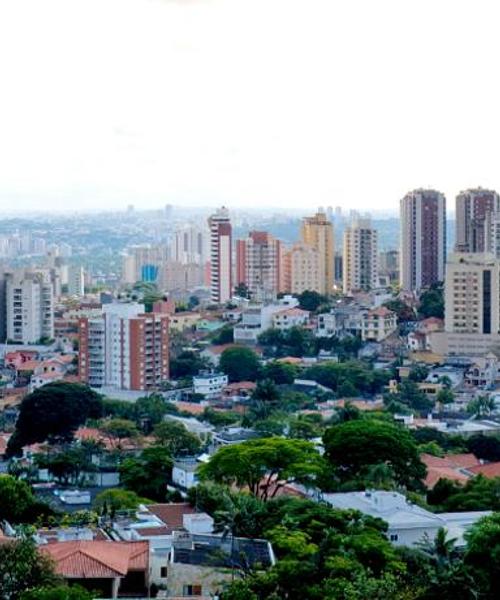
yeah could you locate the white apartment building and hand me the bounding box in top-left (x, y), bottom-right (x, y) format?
top-left (6, 269), bottom-right (55, 344)
top-left (208, 207), bottom-right (232, 304)
top-left (67, 265), bottom-right (85, 297)
top-left (343, 219), bottom-right (378, 294)
top-left (193, 371), bottom-right (228, 398)
top-left (171, 224), bottom-right (209, 265)
top-left (445, 252), bottom-right (500, 357)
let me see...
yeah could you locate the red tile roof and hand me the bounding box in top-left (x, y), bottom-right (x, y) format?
top-left (40, 541), bottom-right (148, 578)
top-left (421, 453), bottom-right (480, 488)
top-left (146, 503), bottom-right (195, 531)
top-left (468, 462), bottom-right (500, 478)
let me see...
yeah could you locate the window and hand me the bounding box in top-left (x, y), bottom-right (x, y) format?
top-left (183, 585), bottom-right (202, 596)
top-left (160, 566), bottom-right (168, 578)
top-left (389, 533), bottom-right (399, 542)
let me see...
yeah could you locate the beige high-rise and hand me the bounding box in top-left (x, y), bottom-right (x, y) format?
top-left (300, 211), bottom-right (334, 295)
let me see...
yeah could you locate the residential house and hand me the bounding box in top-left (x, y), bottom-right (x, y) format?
top-left (322, 490), bottom-right (489, 547)
top-left (272, 307), bottom-right (310, 330)
top-left (193, 371), bottom-right (228, 399)
top-left (40, 540), bottom-right (150, 599)
top-left (167, 531), bottom-right (275, 599)
top-left (361, 307), bottom-right (397, 342)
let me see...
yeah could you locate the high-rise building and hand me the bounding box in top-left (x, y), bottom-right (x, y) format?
top-left (5, 269), bottom-right (54, 344)
top-left (400, 189), bottom-right (446, 291)
top-left (283, 243), bottom-right (320, 295)
top-left (68, 265), bottom-right (85, 297)
top-left (343, 218), bottom-right (378, 294)
top-left (444, 252), bottom-right (500, 356)
top-left (79, 303), bottom-right (169, 391)
top-left (236, 231), bottom-right (283, 301)
top-left (300, 211), bottom-right (334, 295)
top-left (121, 245), bottom-right (169, 285)
top-left (171, 225), bottom-right (209, 265)
top-left (379, 250), bottom-right (399, 283)
top-left (208, 207), bottom-right (232, 304)
top-left (455, 188), bottom-right (500, 253)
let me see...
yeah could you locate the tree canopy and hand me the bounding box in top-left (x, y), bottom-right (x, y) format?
top-left (219, 346), bottom-right (261, 382)
top-left (6, 383), bottom-right (103, 456)
top-left (323, 420), bottom-right (426, 490)
top-left (119, 446), bottom-right (173, 501)
top-left (198, 437), bottom-right (324, 500)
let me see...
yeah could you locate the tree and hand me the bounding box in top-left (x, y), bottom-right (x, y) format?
top-left (99, 418), bottom-right (139, 449)
top-left (338, 380), bottom-right (357, 398)
top-left (20, 586), bottom-right (95, 600)
top-left (323, 420), bottom-right (426, 489)
top-left (466, 395), bottom-right (496, 419)
top-left (35, 448), bottom-right (95, 486)
top-left (418, 285), bottom-right (444, 319)
top-left (0, 537), bottom-right (59, 600)
top-left (436, 388), bottom-right (454, 406)
top-left (219, 346), bottom-right (261, 382)
top-left (153, 421), bottom-right (202, 456)
top-left (198, 438), bottom-right (324, 500)
top-left (0, 475), bottom-right (36, 523)
top-left (134, 393), bottom-right (168, 430)
top-left (386, 380), bottom-right (434, 414)
top-left (120, 446), bottom-right (173, 501)
top-left (383, 299), bottom-right (416, 322)
top-left (94, 488), bottom-right (146, 513)
top-left (465, 512), bottom-right (500, 598)
top-left (247, 379), bottom-right (281, 421)
top-left (297, 290), bottom-right (327, 312)
top-left (169, 350), bottom-right (210, 379)
top-left (6, 383), bottom-right (103, 456)
top-left (234, 282), bottom-right (250, 299)
top-left (262, 360), bottom-right (298, 384)
top-left (467, 434), bottom-right (500, 461)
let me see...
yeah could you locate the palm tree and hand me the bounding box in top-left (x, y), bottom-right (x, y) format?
top-left (418, 527), bottom-right (457, 568)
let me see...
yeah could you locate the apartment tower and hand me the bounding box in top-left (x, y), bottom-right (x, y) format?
top-left (5, 269), bottom-right (54, 344)
top-left (343, 218), bottom-right (378, 294)
top-left (455, 188), bottom-right (500, 253)
top-left (79, 303), bottom-right (169, 391)
top-left (236, 231), bottom-right (283, 300)
top-left (400, 189), bottom-right (446, 291)
top-left (300, 211), bottom-right (334, 295)
top-left (208, 207), bottom-right (232, 303)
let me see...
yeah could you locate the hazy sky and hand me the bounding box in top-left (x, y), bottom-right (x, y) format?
top-left (1, 0), bottom-right (499, 213)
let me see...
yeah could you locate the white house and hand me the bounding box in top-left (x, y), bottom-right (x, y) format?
top-left (272, 307), bottom-right (310, 330)
top-left (233, 295), bottom-right (300, 344)
top-left (172, 458), bottom-right (200, 490)
top-left (322, 490), bottom-right (489, 547)
top-left (193, 371), bottom-right (228, 399)
top-left (316, 311), bottom-right (338, 337)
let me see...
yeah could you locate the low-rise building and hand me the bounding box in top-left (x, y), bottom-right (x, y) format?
top-left (193, 371), bottom-right (228, 399)
top-left (272, 307), bottom-right (310, 330)
top-left (167, 531), bottom-right (275, 599)
top-left (361, 307), bottom-right (397, 342)
top-left (322, 490), bottom-right (489, 547)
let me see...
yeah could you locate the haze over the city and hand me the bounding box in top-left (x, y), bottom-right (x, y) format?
top-left (1, 0), bottom-right (499, 212)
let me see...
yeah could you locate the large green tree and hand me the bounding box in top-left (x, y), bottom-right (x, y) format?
top-left (465, 512), bottom-right (500, 598)
top-left (0, 475), bottom-right (36, 523)
top-left (198, 438), bottom-right (324, 500)
top-left (0, 537), bottom-right (59, 600)
top-left (20, 586), bottom-right (94, 600)
top-left (153, 420), bottom-right (202, 456)
top-left (323, 420), bottom-right (426, 489)
top-left (119, 446), bottom-right (173, 501)
top-left (6, 383), bottom-right (103, 456)
top-left (219, 346), bottom-right (261, 382)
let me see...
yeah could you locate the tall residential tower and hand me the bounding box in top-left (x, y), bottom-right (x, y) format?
top-left (208, 207), bottom-right (232, 304)
top-left (400, 189), bottom-right (446, 291)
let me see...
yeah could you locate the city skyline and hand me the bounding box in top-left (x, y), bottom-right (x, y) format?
top-left (2, 0), bottom-right (500, 212)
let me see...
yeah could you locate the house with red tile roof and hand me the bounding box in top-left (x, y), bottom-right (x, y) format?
top-left (40, 540), bottom-right (149, 598)
top-left (421, 453), bottom-right (480, 489)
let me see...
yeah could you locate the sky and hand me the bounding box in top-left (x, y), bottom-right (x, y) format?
top-left (1, 0), bottom-right (500, 213)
